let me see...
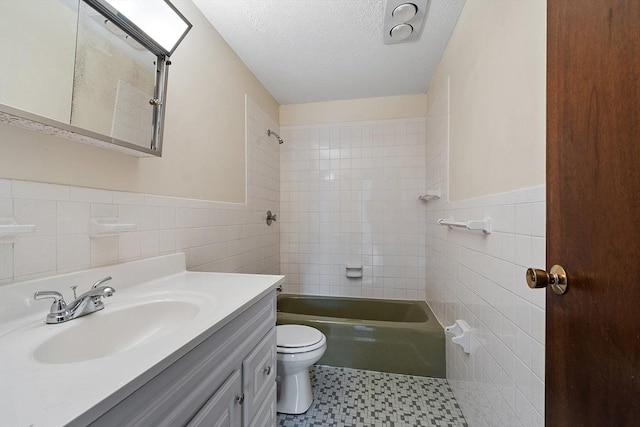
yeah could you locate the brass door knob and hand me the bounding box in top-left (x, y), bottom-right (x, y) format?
top-left (526, 265), bottom-right (568, 295)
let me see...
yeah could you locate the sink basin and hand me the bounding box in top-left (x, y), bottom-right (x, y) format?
top-left (33, 300), bottom-right (199, 364)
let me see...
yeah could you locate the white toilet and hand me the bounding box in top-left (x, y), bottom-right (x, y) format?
top-left (276, 324), bottom-right (327, 414)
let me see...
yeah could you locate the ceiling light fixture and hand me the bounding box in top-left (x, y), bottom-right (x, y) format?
top-left (383, 0), bottom-right (429, 44)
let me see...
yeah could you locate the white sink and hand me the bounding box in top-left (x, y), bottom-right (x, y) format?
top-left (0, 253), bottom-right (284, 427)
top-left (33, 300), bottom-right (200, 364)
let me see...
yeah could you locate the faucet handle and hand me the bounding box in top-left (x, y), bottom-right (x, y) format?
top-left (34, 290), bottom-right (66, 308)
top-left (34, 291), bottom-right (71, 324)
top-left (91, 276), bottom-right (112, 289)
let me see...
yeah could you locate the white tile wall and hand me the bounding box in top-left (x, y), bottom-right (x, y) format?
top-left (425, 79), bottom-right (546, 427)
top-left (0, 96), bottom-right (280, 284)
top-left (424, 187), bottom-right (546, 427)
top-left (280, 118), bottom-right (427, 299)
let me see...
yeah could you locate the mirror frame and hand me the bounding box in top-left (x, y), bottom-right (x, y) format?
top-left (0, 0), bottom-right (192, 157)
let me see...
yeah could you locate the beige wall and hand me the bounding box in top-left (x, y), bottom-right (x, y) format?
top-left (428, 0), bottom-right (546, 201)
top-left (0, 0), bottom-right (278, 203)
top-left (0, 0), bottom-right (77, 123)
top-left (280, 94), bottom-right (427, 126)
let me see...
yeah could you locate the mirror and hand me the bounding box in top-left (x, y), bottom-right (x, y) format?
top-left (0, 0), bottom-right (192, 157)
top-left (72, 1), bottom-right (158, 148)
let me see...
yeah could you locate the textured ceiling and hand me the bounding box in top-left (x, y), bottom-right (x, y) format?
top-left (193, 0), bottom-right (465, 105)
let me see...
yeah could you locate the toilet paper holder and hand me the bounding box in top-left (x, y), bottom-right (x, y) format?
top-left (445, 319), bottom-right (471, 354)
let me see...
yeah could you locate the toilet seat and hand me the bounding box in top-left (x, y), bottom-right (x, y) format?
top-left (277, 325), bottom-right (326, 354)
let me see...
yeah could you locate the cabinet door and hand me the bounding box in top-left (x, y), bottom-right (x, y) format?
top-left (248, 382), bottom-right (276, 427)
top-left (242, 328), bottom-right (276, 424)
top-left (187, 370), bottom-right (242, 427)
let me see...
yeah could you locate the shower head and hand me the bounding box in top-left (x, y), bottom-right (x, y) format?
top-left (267, 129), bottom-right (284, 144)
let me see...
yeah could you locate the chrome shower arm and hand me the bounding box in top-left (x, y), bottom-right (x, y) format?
top-left (267, 129), bottom-right (284, 144)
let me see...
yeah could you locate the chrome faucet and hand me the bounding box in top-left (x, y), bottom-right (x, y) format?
top-left (34, 276), bottom-right (116, 324)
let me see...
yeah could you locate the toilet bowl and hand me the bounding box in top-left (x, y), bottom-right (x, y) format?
top-left (276, 324), bottom-right (327, 414)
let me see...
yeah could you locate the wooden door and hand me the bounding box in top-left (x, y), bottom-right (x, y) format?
top-left (546, 0), bottom-right (640, 425)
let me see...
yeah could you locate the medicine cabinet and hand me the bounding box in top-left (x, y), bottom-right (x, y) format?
top-left (0, 0), bottom-right (192, 157)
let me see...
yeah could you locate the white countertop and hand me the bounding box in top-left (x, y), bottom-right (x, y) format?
top-left (0, 253), bottom-right (284, 427)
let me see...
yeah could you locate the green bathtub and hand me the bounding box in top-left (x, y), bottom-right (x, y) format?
top-left (277, 294), bottom-right (445, 378)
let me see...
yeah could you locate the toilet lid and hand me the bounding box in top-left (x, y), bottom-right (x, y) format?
top-left (277, 325), bottom-right (325, 350)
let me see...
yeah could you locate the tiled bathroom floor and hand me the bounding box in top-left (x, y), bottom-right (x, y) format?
top-left (277, 366), bottom-right (467, 427)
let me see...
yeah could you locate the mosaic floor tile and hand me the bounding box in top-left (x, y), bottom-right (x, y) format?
top-left (278, 365), bottom-right (467, 427)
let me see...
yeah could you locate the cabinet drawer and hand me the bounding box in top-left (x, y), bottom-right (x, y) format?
top-left (248, 381), bottom-right (276, 427)
top-left (242, 328), bottom-right (276, 423)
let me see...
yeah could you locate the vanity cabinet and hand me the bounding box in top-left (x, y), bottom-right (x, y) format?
top-left (187, 328), bottom-right (277, 427)
top-left (85, 292), bottom-right (276, 427)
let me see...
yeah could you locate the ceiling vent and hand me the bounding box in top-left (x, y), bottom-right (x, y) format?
top-left (383, 0), bottom-right (429, 44)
